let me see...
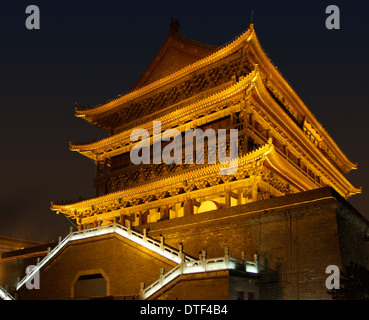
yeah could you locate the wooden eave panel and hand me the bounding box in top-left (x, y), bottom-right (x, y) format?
top-left (74, 25), bottom-right (356, 174)
top-left (51, 141), bottom-right (272, 215)
top-left (247, 32), bottom-right (357, 172)
top-left (251, 77), bottom-right (360, 197)
top-left (70, 69), bottom-right (257, 156)
top-left (74, 27), bottom-right (254, 119)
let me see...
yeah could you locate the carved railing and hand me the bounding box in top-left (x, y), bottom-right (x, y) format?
top-left (0, 285), bottom-right (14, 300)
top-left (140, 249), bottom-right (259, 300)
top-left (16, 223), bottom-right (194, 291)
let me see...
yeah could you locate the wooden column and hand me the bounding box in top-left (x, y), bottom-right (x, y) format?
top-left (184, 199), bottom-right (193, 216)
top-left (252, 181), bottom-right (258, 202)
top-left (237, 188), bottom-right (242, 205)
top-left (225, 190), bottom-right (231, 209)
top-left (119, 214), bottom-right (126, 227)
top-left (95, 160), bottom-right (100, 197)
top-left (135, 211), bottom-right (142, 226)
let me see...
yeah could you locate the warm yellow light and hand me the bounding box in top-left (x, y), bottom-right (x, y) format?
top-left (197, 201), bottom-right (220, 213)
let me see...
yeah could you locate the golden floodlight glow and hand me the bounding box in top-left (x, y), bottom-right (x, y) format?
top-left (197, 200), bottom-right (220, 213)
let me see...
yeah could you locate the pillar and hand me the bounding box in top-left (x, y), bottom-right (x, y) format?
top-left (237, 188), bottom-right (242, 205)
top-left (119, 214), bottom-right (126, 227)
top-left (95, 160), bottom-right (100, 197)
top-left (184, 198), bottom-right (193, 216)
top-left (137, 211), bottom-right (142, 226)
top-left (225, 190), bottom-right (231, 209)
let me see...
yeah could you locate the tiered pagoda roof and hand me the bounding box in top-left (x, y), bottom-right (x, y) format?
top-left (51, 21), bottom-right (361, 225)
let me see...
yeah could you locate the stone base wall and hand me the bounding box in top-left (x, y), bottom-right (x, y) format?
top-left (136, 187), bottom-right (369, 300)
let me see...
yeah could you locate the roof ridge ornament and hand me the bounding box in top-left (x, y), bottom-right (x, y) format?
top-left (249, 9), bottom-right (255, 28)
top-left (170, 17), bottom-right (180, 33)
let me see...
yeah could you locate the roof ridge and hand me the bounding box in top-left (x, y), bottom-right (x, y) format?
top-left (70, 67), bottom-right (258, 152)
top-left (75, 25), bottom-right (254, 117)
top-left (54, 135), bottom-right (270, 210)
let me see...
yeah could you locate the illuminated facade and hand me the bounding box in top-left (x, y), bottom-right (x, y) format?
top-left (4, 21), bottom-right (368, 300)
top-left (52, 22), bottom-right (360, 227)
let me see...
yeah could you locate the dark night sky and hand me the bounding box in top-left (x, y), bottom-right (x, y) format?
top-left (0, 1), bottom-right (368, 242)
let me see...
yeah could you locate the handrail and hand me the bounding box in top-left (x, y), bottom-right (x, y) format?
top-left (14, 221), bottom-right (259, 299)
top-left (141, 253), bottom-right (259, 300)
top-left (16, 223), bottom-right (194, 291)
top-left (0, 285), bottom-right (14, 300)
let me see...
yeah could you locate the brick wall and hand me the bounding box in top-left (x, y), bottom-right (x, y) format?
top-left (136, 187), bottom-right (369, 299)
top-left (336, 201), bottom-right (369, 267)
top-left (12, 187), bottom-right (369, 300)
top-left (155, 271), bottom-right (230, 300)
top-left (151, 270), bottom-right (259, 300)
top-left (17, 233), bottom-right (176, 300)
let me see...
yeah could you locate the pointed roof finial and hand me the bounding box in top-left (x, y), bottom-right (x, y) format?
top-left (250, 10), bottom-right (254, 25)
top-left (170, 17), bottom-right (180, 33)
